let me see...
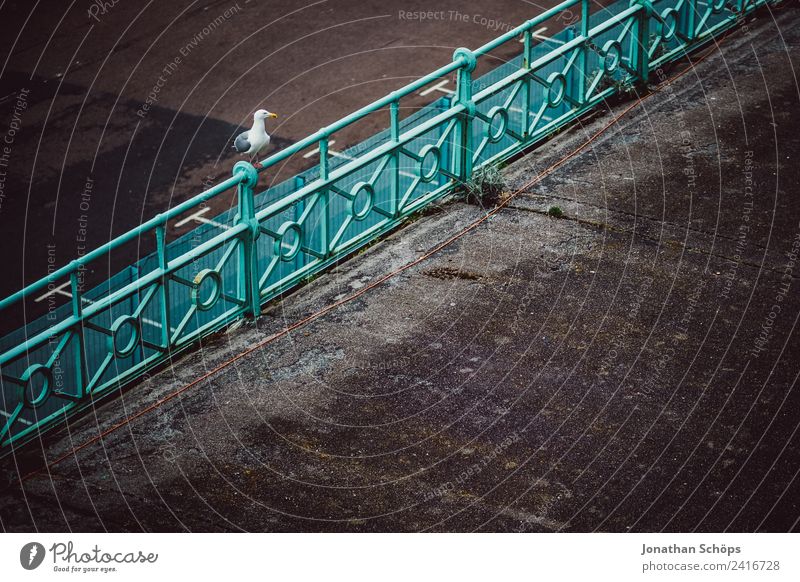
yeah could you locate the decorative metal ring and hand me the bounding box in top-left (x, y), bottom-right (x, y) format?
top-left (602, 40), bottom-right (622, 73)
top-left (20, 364), bottom-right (53, 409)
top-left (660, 8), bottom-right (679, 41)
top-left (418, 145), bottom-right (441, 183)
top-left (273, 222), bottom-right (303, 262)
top-left (487, 107), bottom-right (508, 144)
top-left (350, 182), bottom-right (374, 221)
top-left (452, 47), bottom-right (477, 72)
top-left (108, 315), bottom-right (141, 358)
top-left (232, 160), bottom-right (259, 188)
top-left (546, 72), bottom-right (567, 108)
top-left (191, 269), bottom-right (223, 311)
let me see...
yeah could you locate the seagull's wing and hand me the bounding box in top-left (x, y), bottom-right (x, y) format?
top-left (255, 133), bottom-right (271, 154)
top-left (233, 131), bottom-right (251, 153)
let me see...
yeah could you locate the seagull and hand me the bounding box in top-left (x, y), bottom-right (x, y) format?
top-left (232, 108), bottom-right (278, 167)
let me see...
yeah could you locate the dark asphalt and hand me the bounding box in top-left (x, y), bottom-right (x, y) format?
top-left (2, 3), bottom-right (798, 532)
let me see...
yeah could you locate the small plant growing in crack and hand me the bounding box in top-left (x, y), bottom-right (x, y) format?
top-left (597, 72), bottom-right (637, 97)
top-left (463, 164), bottom-right (507, 208)
top-left (547, 205), bottom-right (564, 218)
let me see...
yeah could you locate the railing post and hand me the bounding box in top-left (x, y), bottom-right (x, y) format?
top-left (233, 161), bottom-right (261, 318)
top-left (566, 26), bottom-right (578, 105)
top-left (390, 99), bottom-right (401, 216)
top-left (318, 136), bottom-right (331, 257)
top-left (684, 0), bottom-right (697, 43)
top-left (579, 0), bottom-right (590, 104)
top-left (522, 29), bottom-right (532, 138)
top-left (294, 175), bottom-right (306, 223)
top-left (69, 265), bottom-right (86, 398)
top-left (155, 219), bottom-right (171, 349)
top-left (631, 0), bottom-right (653, 87)
top-left (452, 48), bottom-right (477, 182)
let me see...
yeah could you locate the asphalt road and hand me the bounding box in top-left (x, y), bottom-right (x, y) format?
top-left (0, 0), bottom-right (571, 327)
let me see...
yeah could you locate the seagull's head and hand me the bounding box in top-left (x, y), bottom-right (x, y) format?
top-left (254, 109), bottom-right (278, 120)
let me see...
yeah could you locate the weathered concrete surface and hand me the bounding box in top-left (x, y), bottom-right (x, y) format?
top-left (2, 6), bottom-right (800, 532)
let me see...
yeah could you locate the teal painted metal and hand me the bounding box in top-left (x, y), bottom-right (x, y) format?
top-left (0, 0), bottom-right (779, 456)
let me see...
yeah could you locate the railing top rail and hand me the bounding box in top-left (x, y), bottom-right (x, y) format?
top-left (254, 59), bottom-right (465, 172)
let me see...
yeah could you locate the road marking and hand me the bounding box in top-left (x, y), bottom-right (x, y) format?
top-left (521, 27), bottom-right (565, 45)
top-left (530, 27), bottom-right (549, 39)
top-left (520, 27), bottom-right (548, 41)
top-left (303, 139), bottom-right (356, 162)
top-left (34, 272), bottom-right (175, 333)
top-left (34, 281), bottom-right (73, 303)
top-left (175, 207), bottom-right (211, 227)
top-left (140, 317), bottom-right (172, 330)
top-left (140, 317), bottom-right (177, 334)
top-left (174, 207), bottom-right (230, 230)
top-left (0, 409), bottom-right (31, 425)
top-left (534, 29), bottom-right (564, 45)
top-left (303, 139), bottom-right (337, 158)
top-left (420, 79), bottom-right (454, 96)
top-left (29, 274), bottom-right (178, 348)
top-left (330, 149), bottom-right (355, 161)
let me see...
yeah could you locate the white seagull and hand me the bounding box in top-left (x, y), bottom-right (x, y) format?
top-left (232, 108), bottom-right (278, 166)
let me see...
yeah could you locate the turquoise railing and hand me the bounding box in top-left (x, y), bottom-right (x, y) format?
top-left (0, 0), bottom-right (778, 456)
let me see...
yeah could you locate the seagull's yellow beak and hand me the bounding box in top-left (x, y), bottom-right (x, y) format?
top-left (268, 112), bottom-right (278, 118)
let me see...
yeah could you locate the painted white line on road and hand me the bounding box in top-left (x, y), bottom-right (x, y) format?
top-left (520, 27), bottom-right (550, 42)
top-left (420, 79), bottom-right (454, 96)
top-left (32, 274), bottom-right (175, 335)
top-left (521, 26), bottom-right (565, 45)
top-left (303, 139), bottom-right (337, 159)
top-left (534, 31), bottom-right (564, 45)
top-left (303, 139), bottom-right (355, 162)
top-left (141, 317), bottom-right (177, 334)
top-left (0, 409), bottom-right (32, 425)
top-left (175, 207), bottom-right (230, 230)
top-left (83, 296), bottom-right (174, 333)
top-left (175, 207), bottom-right (211, 227)
top-left (195, 217), bottom-right (230, 230)
top-left (330, 149), bottom-right (355, 161)
top-left (35, 281), bottom-right (72, 303)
